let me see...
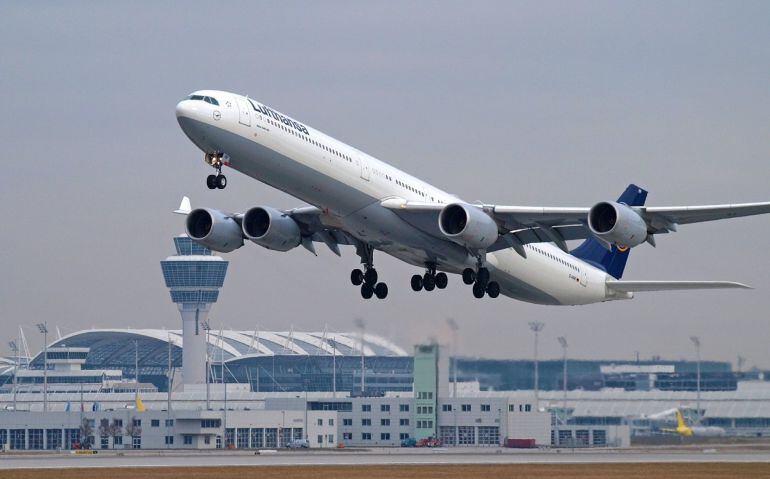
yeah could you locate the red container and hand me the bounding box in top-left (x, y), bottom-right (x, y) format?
top-left (505, 438), bottom-right (536, 448)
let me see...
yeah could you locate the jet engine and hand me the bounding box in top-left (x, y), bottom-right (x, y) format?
top-left (242, 206), bottom-right (302, 252)
top-left (185, 208), bottom-right (244, 253)
top-left (438, 203), bottom-right (499, 250)
top-left (588, 201), bottom-right (648, 248)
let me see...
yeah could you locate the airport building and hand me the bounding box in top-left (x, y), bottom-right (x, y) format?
top-left (2, 234), bottom-right (770, 451)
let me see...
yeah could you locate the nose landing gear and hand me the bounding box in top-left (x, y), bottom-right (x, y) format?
top-left (205, 153), bottom-right (227, 190)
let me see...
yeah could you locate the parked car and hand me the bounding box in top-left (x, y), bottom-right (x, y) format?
top-left (400, 437), bottom-right (417, 447)
top-left (416, 437), bottom-right (442, 448)
top-left (286, 439), bottom-right (310, 449)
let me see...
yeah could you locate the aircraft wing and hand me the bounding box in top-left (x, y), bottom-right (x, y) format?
top-left (606, 280), bottom-right (752, 293)
top-left (383, 197), bottom-right (770, 251)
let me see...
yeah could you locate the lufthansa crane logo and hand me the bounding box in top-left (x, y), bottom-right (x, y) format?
top-left (213, 111), bottom-right (221, 121)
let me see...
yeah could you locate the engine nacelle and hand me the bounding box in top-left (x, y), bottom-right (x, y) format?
top-left (242, 206), bottom-right (301, 252)
top-left (588, 201), bottom-right (648, 248)
top-left (438, 202), bottom-right (499, 250)
top-left (185, 208), bottom-right (244, 253)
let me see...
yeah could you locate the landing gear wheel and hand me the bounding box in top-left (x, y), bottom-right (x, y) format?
top-left (472, 282), bottom-right (486, 298)
top-left (486, 281), bottom-right (500, 298)
top-left (423, 273), bottom-right (436, 291)
top-left (215, 174), bottom-right (227, 189)
top-left (462, 268), bottom-right (476, 285)
top-left (435, 272), bottom-right (448, 289)
top-left (206, 174), bottom-right (217, 189)
top-left (411, 274), bottom-right (423, 292)
top-left (476, 267), bottom-right (490, 287)
top-left (374, 283), bottom-right (388, 299)
top-left (364, 268), bottom-right (378, 285)
top-left (361, 283), bottom-right (374, 299)
top-left (351, 269), bottom-right (364, 286)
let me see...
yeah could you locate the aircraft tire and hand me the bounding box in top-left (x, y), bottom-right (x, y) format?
top-left (364, 268), bottom-right (378, 285)
top-left (423, 273), bottom-right (436, 291)
top-left (351, 269), bottom-right (364, 286)
top-left (462, 268), bottom-right (475, 285)
top-left (374, 283), bottom-right (388, 299)
top-left (472, 282), bottom-right (486, 298)
top-left (206, 174), bottom-right (217, 189)
top-left (486, 281), bottom-right (500, 298)
top-left (361, 283), bottom-right (374, 299)
top-left (216, 174), bottom-right (227, 189)
top-left (410, 275), bottom-right (423, 291)
top-left (435, 272), bottom-right (448, 289)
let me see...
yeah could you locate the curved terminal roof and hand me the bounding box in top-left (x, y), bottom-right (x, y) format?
top-left (30, 329), bottom-right (408, 368)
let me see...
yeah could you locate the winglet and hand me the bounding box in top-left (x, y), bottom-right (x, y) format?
top-left (174, 196), bottom-right (192, 215)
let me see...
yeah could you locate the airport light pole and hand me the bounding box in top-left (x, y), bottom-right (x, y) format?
top-left (36, 322), bottom-right (48, 412)
top-left (690, 336), bottom-right (701, 424)
top-left (558, 336), bottom-right (568, 424)
top-left (529, 322), bottom-right (544, 410)
top-left (203, 320), bottom-right (211, 410)
top-left (447, 318), bottom-right (459, 398)
top-left (8, 341), bottom-right (18, 411)
top-left (354, 318), bottom-right (365, 395)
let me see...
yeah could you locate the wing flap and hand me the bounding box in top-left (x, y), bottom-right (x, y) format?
top-left (606, 280), bottom-right (752, 293)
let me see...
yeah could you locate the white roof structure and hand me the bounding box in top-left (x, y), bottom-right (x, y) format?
top-left (30, 328), bottom-right (408, 367)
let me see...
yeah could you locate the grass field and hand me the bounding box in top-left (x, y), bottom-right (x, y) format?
top-left (3, 464), bottom-right (770, 479)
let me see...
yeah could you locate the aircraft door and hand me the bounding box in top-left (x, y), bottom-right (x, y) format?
top-left (359, 155), bottom-right (371, 181)
top-left (236, 97), bottom-right (251, 126)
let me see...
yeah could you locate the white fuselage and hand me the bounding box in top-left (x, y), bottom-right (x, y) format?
top-left (176, 90), bottom-right (616, 305)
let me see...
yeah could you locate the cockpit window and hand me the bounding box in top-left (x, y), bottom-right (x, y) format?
top-left (187, 95), bottom-right (219, 106)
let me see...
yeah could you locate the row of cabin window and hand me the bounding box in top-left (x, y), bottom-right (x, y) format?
top-left (263, 117), bottom-right (354, 164)
top-left (262, 115), bottom-right (442, 204)
top-left (527, 245), bottom-right (580, 272)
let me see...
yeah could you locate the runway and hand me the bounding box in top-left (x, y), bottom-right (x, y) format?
top-left (2, 447), bottom-right (770, 469)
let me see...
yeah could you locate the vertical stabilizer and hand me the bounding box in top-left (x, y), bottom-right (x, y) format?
top-left (571, 184), bottom-right (648, 279)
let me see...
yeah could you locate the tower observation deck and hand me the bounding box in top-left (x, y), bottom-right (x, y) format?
top-left (161, 235), bottom-right (228, 387)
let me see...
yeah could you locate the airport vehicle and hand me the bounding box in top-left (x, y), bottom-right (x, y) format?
top-left (400, 437), bottom-right (417, 447)
top-left (175, 90), bottom-right (770, 304)
top-left (661, 409), bottom-right (726, 437)
top-left (285, 439), bottom-right (310, 449)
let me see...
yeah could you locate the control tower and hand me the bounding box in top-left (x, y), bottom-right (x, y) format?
top-left (161, 235), bottom-right (228, 387)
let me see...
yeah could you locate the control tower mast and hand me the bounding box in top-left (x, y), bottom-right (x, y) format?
top-left (161, 235), bottom-right (228, 387)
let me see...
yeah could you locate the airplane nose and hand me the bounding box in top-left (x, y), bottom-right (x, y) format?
top-left (176, 99), bottom-right (195, 119)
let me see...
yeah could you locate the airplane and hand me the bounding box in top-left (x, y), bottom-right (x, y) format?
top-left (174, 90), bottom-right (770, 304)
top-left (661, 409), bottom-right (726, 437)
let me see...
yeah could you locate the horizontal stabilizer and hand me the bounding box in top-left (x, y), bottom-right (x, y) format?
top-left (174, 196), bottom-right (192, 215)
top-left (606, 280), bottom-right (752, 293)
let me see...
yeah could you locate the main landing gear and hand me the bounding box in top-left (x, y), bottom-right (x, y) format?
top-left (351, 243), bottom-right (387, 300)
top-left (411, 263), bottom-right (448, 293)
top-left (462, 267), bottom-right (500, 299)
top-left (205, 153), bottom-right (227, 190)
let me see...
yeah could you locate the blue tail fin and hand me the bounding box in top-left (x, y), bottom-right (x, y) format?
top-left (570, 184), bottom-right (648, 279)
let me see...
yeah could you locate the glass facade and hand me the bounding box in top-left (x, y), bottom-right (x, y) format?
top-left (161, 261), bottom-right (228, 289)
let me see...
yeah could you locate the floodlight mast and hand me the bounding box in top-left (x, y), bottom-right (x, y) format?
top-left (447, 318), bottom-right (459, 398)
top-left (8, 340), bottom-right (18, 411)
top-left (354, 318), bottom-right (365, 395)
top-left (690, 336), bottom-right (701, 424)
top-left (528, 322), bottom-right (545, 409)
top-left (36, 322), bottom-right (48, 412)
top-left (558, 336), bottom-right (568, 424)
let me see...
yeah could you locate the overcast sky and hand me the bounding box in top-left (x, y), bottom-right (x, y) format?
top-left (1, 1), bottom-right (768, 367)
